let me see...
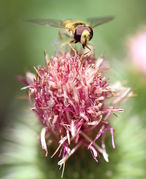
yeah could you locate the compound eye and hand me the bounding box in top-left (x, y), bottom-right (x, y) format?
top-left (74, 29), bottom-right (82, 43)
top-left (89, 27), bottom-right (93, 40)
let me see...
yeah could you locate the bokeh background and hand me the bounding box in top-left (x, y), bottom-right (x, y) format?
top-left (0, 0), bottom-right (146, 179)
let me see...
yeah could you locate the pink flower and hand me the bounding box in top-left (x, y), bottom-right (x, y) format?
top-left (127, 27), bottom-right (146, 74)
top-left (21, 51), bottom-right (131, 177)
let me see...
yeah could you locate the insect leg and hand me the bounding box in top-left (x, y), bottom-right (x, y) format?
top-left (61, 40), bottom-right (77, 56)
top-left (84, 44), bottom-right (94, 56)
top-left (58, 31), bottom-right (64, 41)
top-left (58, 31), bottom-right (72, 41)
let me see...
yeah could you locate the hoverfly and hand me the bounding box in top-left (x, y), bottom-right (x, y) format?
top-left (26, 16), bottom-right (114, 52)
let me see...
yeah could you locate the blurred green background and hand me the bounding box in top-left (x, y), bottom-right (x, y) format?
top-left (0, 0), bottom-right (146, 178)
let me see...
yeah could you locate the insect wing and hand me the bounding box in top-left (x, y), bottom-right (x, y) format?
top-left (25, 18), bottom-right (64, 28)
top-left (86, 16), bottom-right (114, 28)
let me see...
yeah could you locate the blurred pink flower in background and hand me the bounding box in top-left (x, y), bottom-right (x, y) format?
top-left (127, 27), bottom-right (146, 74)
top-left (20, 51), bottom-right (131, 177)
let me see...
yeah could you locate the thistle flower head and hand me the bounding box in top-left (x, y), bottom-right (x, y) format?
top-left (21, 51), bottom-right (131, 177)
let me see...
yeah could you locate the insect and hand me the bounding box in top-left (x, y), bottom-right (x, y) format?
top-left (25, 16), bottom-right (114, 52)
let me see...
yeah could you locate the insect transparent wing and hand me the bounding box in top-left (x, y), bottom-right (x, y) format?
top-left (25, 19), bottom-right (64, 28)
top-left (86, 16), bottom-right (114, 28)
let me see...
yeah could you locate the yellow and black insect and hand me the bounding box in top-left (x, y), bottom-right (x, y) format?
top-left (26, 16), bottom-right (114, 51)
